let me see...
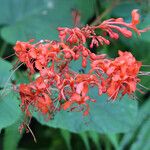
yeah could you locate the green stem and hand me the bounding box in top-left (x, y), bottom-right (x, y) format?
top-left (0, 41), bottom-right (8, 57)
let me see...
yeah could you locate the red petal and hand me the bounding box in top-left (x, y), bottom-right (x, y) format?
top-left (63, 101), bottom-right (73, 110)
top-left (131, 9), bottom-right (140, 26)
top-left (35, 60), bottom-right (43, 70)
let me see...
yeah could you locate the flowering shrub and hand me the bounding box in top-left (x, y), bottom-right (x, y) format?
top-left (13, 9), bottom-right (148, 121)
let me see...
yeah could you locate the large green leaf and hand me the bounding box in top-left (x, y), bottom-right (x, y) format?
top-left (0, 59), bottom-right (21, 129)
top-left (0, 0), bottom-right (76, 44)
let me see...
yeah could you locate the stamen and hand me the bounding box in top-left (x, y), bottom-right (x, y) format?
top-left (138, 71), bottom-right (150, 76)
top-left (53, 100), bottom-right (59, 112)
top-left (2, 53), bottom-right (16, 60)
top-left (142, 65), bottom-right (150, 67)
top-left (138, 83), bottom-right (150, 91)
top-left (131, 94), bottom-right (142, 102)
top-left (107, 86), bottom-right (120, 101)
top-left (25, 123), bottom-right (37, 143)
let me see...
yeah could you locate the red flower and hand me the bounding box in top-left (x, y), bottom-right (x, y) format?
top-left (91, 51), bottom-right (142, 99)
top-left (58, 27), bottom-right (86, 44)
top-left (35, 93), bottom-right (52, 115)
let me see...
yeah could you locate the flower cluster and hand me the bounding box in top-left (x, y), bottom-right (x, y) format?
top-left (91, 51), bottom-right (142, 99)
top-left (13, 10), bottom-right (146, 118)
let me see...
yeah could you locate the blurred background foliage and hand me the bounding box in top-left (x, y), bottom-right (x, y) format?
top-left (0, 0), bottom-right (150, 150)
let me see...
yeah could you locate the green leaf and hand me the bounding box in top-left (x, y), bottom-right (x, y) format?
top-left (88, 131), bottom-right (101, 150)
top-left (0, 58), bottom-right (21, 126)
top-left (119, 99), bottom-right (150, 150)
top-left (0, 59), bottom-right (21, 129)
top-left (3, 119), bottom-right (23, 150)
top-left (0, 0), bottom-right (46, 25)
top-left (34, 88), bottom-right (138, 133)
top-left (60, 129), bottom-right (72, 150)
top-left (79, 132), bottom-right (90, 150)
top-left (130, 119), bottom-right (150, 150)
top-left (0, 92), bottom-right (21, 129)
top-left (106, 133), bottom-right (119, 150)
top-left (0, 0), bottom-right (75, 44)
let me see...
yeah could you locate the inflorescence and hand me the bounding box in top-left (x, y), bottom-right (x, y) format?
top-left (13, 10), bottom-right (147, 119)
